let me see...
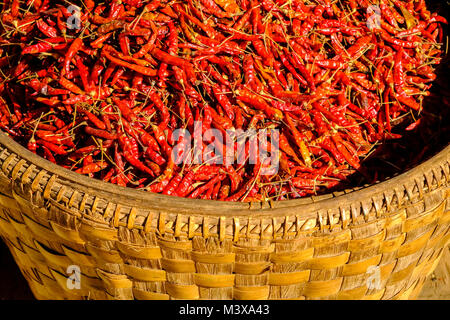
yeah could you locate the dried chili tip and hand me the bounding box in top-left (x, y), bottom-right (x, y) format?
top-left (405, 119), bottom-right (421, 131)
top-left (75, 161), bottom-right (109, 174)
top-left (27, 137), bottom-right (37, 153)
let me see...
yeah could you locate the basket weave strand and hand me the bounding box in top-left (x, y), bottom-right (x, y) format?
top-left (0, 132), bottom-right (449, 300)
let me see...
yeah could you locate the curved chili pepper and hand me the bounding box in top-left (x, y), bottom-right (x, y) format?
top-left (0, 0), bottom-right (444, 201)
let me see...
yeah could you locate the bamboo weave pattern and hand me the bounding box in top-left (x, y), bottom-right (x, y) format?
top-left (0, 134), bottom-right (449, 300)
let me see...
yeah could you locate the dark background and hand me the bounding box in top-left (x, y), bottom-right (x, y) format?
top-left (0, 240), bottom-right (34, 300)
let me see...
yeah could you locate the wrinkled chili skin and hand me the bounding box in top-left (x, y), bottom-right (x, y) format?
top-left (0, 0), bottom-right (446, 202)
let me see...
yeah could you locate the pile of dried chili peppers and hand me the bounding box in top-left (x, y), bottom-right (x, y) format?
top-left (0, 0), bottom-right (447, 202)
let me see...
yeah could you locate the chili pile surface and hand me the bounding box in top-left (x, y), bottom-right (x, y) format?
top-left (0, 0), bottom-right (447, 201)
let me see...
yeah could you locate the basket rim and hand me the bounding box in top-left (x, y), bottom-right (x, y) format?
top-left (0, 131), bottom-right (449, 218)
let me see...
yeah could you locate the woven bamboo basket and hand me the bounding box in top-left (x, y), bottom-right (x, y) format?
top-left (0, 129), bottom-right (449, 300)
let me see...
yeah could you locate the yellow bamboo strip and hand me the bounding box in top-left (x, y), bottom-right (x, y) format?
top-left (233, 286), bottom-right (270, 300)
top-left (116, 242), bottom-right (162, 260)
top-left (234, 262), bottom-right (271, 275)
top-left (123, 264), bottom-right (167, 282)
top-left (49, 221), bottom-right (85, 244)
top-left (303, 278), bottom-right (343, 298)
top-left (133, 289), bottom-right (170, 300)
top-left (397, 229), bottom-right (434, 258)
top-left (270, 247), bottom-right (314, 263)
top-left (165, 283), bottom-right (199, 299)
top-left (306, 252), bottom-right (350, 270)
top-left (161, 258), bottom-right (196, 273)
top-left (194, 274), bottom-right (235, 288)
top-left (191, 252), bottom-right (235, 264)
top-left (342, 254), bottom-right (382, 276)
top-left (268, 270), bottom-right (310, 286)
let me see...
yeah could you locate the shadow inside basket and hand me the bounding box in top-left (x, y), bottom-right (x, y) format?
top-left (326, 0), bottom-right (449, 196)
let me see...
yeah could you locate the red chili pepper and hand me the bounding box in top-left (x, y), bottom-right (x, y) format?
top-left (85, 126), bottom-right (117, 140)
top-left (103, 48), bottom-right (157, 76)
top-left (36, 19), bottom-right (58, 38)
top-left (146, 148), bottom-right (166, 166)
top-left (62, 37), bottom-right (83, 76)
top-left (235, 88), bottom-right (284, 121)
top-left (36, 139), bottom-right (69, 155)
top-left (0, 0), bottom-right (444, 201)
top-left (59, 77), bottom-right (84, 95)
top-left (118, 134), bottom-right (155, 177)
top-left (162, 174), bottom-right (183, 195)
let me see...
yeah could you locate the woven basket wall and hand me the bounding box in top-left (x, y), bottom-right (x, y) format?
top-left (0, 131), bottom-right (449, 300)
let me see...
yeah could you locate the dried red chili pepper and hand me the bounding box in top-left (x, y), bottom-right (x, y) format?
top-left (0, 0), bottom-right (445, 202)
